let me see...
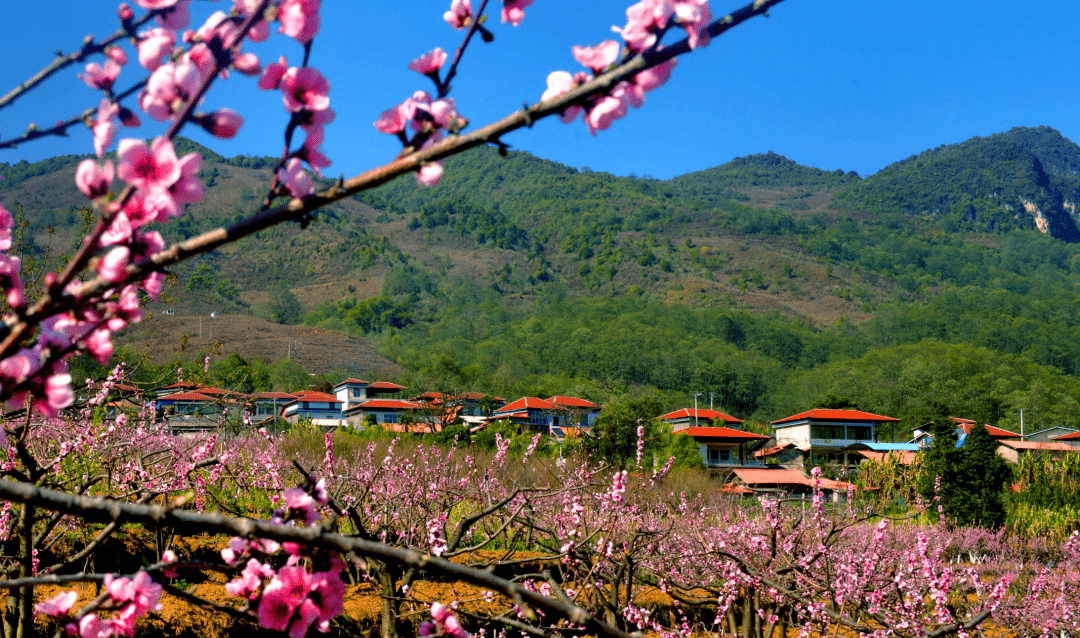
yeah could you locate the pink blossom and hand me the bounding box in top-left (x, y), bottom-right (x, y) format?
top-left (233, 52), bottom-right (262, 76)
top-left (417, 163), bottom-right (444, 187)
top-left (136, 28), bottom-right (176, 71)
top-left (620, 0), bottom-right (672, 51)
top-left (79, 614), bottom-right (110, 638)
top-left (444, 0), bottom-right (473, 29)
top-left (278, 0), bottom-right (321, 43)
top-left (139, 61), bottom-right (202, 121)
top-left (92, 100), bottom-right (119, 159)
top-left (585, 92), bottom-right (629, 134)
top-left (501, 0), bottom-right (533, 26)
top-left (673, 0), bottom-right (712, 49)
top-left (541, 71), bottom-right (586, 123)
top-left (374, 100), bottom-right (413, 135)
top-left (134, 0), bottom-right (179, 8)
top-left (0, 205), bottom-right (11, 251)
top-left (258, 56), bottom-right (288, 90)
top-left (105, 46), bottom-right (128, 66)
top-left (35, 590), bottom-right (78, 617)
top-left (161, 549), bottom-right (179, 578)
top-left (409, 48), bottom-right (448, 76)
top-left (117, 137), bottom-right (181, 194)
top-left (258, 581), bottom-right (295, 632)
top-left (280, 67), bottom-right (330, 113)
top-left (98, 246), bottom-right (131, 283)
top-left (78, 61), bottom-right (121, 91)
top-left (101, 213), bottom-right (133, 246)
top-left (155, 0), bottom-right (192, 30)
top-left (76, 160), bottom-right (115, 199)
top-left (170, 152), bottom-right (203, 208)
top-left (201, 109), bottom-right (244, 139)
top-left (278, 158), bottom-right (314, 198)
top-left (635, 58), bottom-right (676, 93)
top-left (184, 44), bottom-right (217, 78)
top-left (44, 374), bottom-right (74, 415)
top-left (143, 272), bottom-right (165, 298)
top-left (572, 40), bottom-right (621, 73)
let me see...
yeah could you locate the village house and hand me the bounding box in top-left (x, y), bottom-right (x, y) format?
top-left (489, 396), bottom-right (600, 436)
top-left (1027, 426), bottom-right (1079, 443)
top-left (281, 390), bottom-right (345, 426)
top-left (344, 399), bottom-right (427, 428)
top-left (657, 407), bottom-right (742, 431)
top-left (911, 417), bottom-right (1021, 448)
top-left (675, 426), bottom-right (770, 469)
top-left (996, 440), bottom-right (1079, 464)
top-left (333, 378), bottom-right (406, 411)
top-left (1052, 430), bottom-right (1080, 450)
top-left (770, 408), bottom-right (900, 467)
top-left (725, 467), bottom-right (858, 502)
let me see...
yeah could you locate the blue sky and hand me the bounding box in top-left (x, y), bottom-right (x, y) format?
top-left (2, 0), bottom-right (1079, 180)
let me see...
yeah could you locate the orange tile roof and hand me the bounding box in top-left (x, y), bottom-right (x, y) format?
top-left (1052, 430), bottom-right (1080, 442)
top-left (732, 468), bottom-right (856, 491)
top-left (334, 378), bottom-right (369, 386)
top-left (349, 399), bottom-right (421, 410)
top-left (158, 391), bottom-right (217, 402)
top-left (659, 408), bottom-right (743, 424)
top-left (548, 396), bottom-right (600, 409)
top-left (290, 391), bottom-right (340, 402)
top-left (956, 422), bottom-right (1020, 438)
top-left (773, 409), bottom-right (899, 425)
top-left (999, 440), bottom-right (1078, 453)
top-left (369, 381), bottom-right (406, 390)
top-left (679, 427), bottom-right (769, 440)
top-left (494, 397), bottom-right (554, 413)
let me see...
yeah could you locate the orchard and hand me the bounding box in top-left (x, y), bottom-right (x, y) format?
top-left (0, 0), bottom-right (1077, 637)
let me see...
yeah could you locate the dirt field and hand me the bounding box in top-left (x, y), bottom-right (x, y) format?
top-left (120, 313), bottom-right (403, 378)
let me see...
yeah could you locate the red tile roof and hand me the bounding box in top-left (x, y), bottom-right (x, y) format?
top-left (251, 392), bottom-right (296, 400)
top-left (157, 381), bottom-right (200, 390)
top-left (679, 427), bottom-right (769, 441)
top-left (1052, 430), bottom-right (1080, 442)
top-left (659, 408), bottom-right (743, 424)
top-left (732, 468), bottom-right (856, 491)
top-left (548, 396), bottom-right (600, 409)
top-left (851, 450), bottom-right (918, 465)
top-left (999, 440), bottom-right (1078, 453)
top-left (956, 422), bottom-right (1020, 438)
top-left (349, 400), bottom-right (421, 410)
top-left (290, 391), bottom-right (340, 402)
top-left (334, 378), bottom-right (370, 387)
top-left (772, 409), bottom-right (899, 425)
top-left (754, 442), bottom-right (796, 458)
top-left (370, 381), bottom-right (406, 390)
top-left (195, 387), bottom-right (231, 396)
top-left (494, 397), bottom-right (554, 413)
top-left (158, 391), bottom-right (217, 402)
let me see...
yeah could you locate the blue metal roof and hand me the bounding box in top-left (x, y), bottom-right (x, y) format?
top-left (846, 442), bottom-right (920, 452)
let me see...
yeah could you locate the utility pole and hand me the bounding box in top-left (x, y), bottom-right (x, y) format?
top-left (693, 392), bottom-right (702, 427)
top-left (709, 392), bottom-right (714, 410)
top-left (1019, 408), bottom-right (1026, 440)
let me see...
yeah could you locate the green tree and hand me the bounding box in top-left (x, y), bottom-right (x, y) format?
top-left (583, 395), bottom-right (664, 467)
top-left (267, 281), bottom-right (303, 325)
top-left (954, 423), bottom-right (1011, 528)
top-left (918, 404), bottom-right (963, 519)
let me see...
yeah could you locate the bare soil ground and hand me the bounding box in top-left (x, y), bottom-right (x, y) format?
top-left (121, 313), bottom-right (403, 377)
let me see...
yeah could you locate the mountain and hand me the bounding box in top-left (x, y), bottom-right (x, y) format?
top-left (7, 128), bottom-right (1080, 429)
top-left (834, 126), bottom-right (1080, 241)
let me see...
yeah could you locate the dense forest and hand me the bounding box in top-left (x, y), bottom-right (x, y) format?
top-left (7, 126), bottom-right (1080, 436)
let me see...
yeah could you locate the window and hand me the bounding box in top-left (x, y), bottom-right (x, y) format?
top-left (847, 425), bottom-right (872, 441)
top-left (380, 413), bottom-right (398, 424)
top-left (811, 425), bottom-right (845, 439)
top-left (706, 448), bottom-right (730, 465)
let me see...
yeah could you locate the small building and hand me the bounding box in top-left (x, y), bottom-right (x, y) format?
top-left (1026, 426), bottom-right (1079, 443)
top-left (1051, 430), bottom-right (1080, 450)
top-left (912, 417), bottom-right (1021, 448)
top-left (249, 392), bottom-right (296, 421)
top-left (996, 440), bottom-right (1079, 464)
top-left (151, 381), bottom-right (201, 398)
top-left (344, 399), bottom-right (425, 427)
top-left (333, 379), bottom-right (406, 411)
top-left (676, 426), bottom-right (769, 469)
top-left (657, 408), bottom-right (742, 432)
top-left (282, 391), bottom-right (345, 425)
top-left (727, 467), bottom-right (857, 501)
top-left (771, 409), bottom-right (899, 466)
top-left (490, 396), bottom-right (599, 434)
top-left (844, 442), bottom-right (919, 465)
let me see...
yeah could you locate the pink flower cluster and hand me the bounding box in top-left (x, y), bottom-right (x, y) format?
top-left (541, 0), bottom-right (709, 134)
top-left (259, 56), bottom-right (335, 192)
top-left (35, 571), bottom-right (162, 638)
top-left (420, 602), bottom-right (471, 638)
top-left (374, 89), bottom-right (465, 187)
top-left (542, 40), bottom-right (676, 135)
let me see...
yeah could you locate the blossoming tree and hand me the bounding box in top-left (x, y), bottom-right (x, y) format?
top-left (0, 0), bottom-right (1078, 638)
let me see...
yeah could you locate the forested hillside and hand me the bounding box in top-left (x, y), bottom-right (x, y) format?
top-left (6, 126), bottom-right (1080, 435)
